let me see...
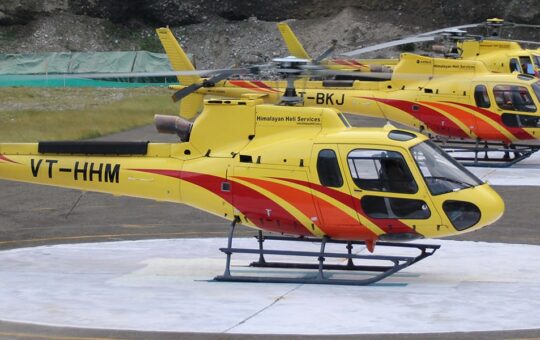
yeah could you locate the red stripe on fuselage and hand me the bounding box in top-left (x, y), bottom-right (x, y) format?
top-left (236, 176), bottom-right (378, 239)
top-left (363, 97), bottom-right (469, 138)
top-left (447, 102), bottom-right (535, 141)
top-left (228, 80), bottom-right (274, 93)
top-left (130, 169), bottom-right (311, 236)
top-left (331, 59), bottom-right (366, 69)
top-left (274, 177), bottom-right (417, 236)
top-left (250, 80), bottom-right (280, 93)
top-left (422, 101), bottom-right (509, 142)
top-left (347, 60), bottom-right (367, 67)
top-left (0, 155), bottom-right (19, 164)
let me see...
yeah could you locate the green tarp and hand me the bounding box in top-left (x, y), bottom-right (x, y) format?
top-left (0, 51), bottom-right (179, 87)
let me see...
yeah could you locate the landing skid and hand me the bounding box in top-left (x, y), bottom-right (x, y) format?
top-left (214, 220), bottom-right (440, 286)
top-left (434, 139), bottom-right (540, 167)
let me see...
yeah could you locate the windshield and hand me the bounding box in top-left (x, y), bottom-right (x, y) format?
top-left (533, 55), bottom-right (540, 69)
top-left (410, 141), bottom-right (483, 195)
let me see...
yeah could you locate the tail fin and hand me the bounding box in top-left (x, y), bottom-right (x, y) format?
top-left (156, 27), bottom-right (201, 86)
top-left (277, 22), bottom-right (311, 60)
top-left (177, 92), bottom-right (203, 120)
top-left (156, 27), bottom-right (204, 120)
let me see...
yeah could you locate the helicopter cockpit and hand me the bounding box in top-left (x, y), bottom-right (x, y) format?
top-left (496, 81), bottom-right (540, 128)
top-left (330, 129), bottom-right (493, 238)
top-left (473, 80), bottom-right (540, 129)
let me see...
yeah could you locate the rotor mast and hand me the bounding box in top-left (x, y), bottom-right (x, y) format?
top-left (273, 56), bottom-right (310, 105)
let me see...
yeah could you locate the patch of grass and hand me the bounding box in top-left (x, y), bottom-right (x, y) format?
top-left (0, 87), bottom-right (178, 142)
top-left (140, 34), bottom-right (163, 53)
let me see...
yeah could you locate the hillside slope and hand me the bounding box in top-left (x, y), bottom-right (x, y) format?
top-left (0, 1), bottom-right (539, 69)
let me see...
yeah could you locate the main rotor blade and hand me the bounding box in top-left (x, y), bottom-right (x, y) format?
top-left (171, 68), bottom-right (255, 102)
top-left (312, 69), bottom-right (393, 80)
top-left (342, 22), bottom-right (484, 58)
top-left (504, 22), bottom-right (540, 29)
top-left (341, 36), bottom-right (435, 57)
top-left (415, 23), bottom-right (483, 37)
top-left (0, 69), bottom-right (245, 80)
top-left (313, 40), bottom-right (337, 64)
top-left (171, 83), bottom-right (204, 102)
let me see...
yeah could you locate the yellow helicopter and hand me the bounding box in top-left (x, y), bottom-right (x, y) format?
top-left (276, 22), bottom-right (395, 73)
top-left (158, 27), bottom-right (540, 166)
top-left (341, 18), bottom-right (540, 77)
top-left (0, 67), bottom-right (504, 285)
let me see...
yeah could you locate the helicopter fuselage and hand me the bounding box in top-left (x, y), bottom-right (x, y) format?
top-left (196, 54), bottom-right (540, 143)
top-left (459, 40), bottom-right (540, 77)
top-left (0, 99), bottom-right (504, 247)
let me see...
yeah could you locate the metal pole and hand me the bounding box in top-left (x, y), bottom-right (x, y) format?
top-left (346, 241), bottom-right (354, 267)
top-left (257, 230), bottom-right (266, 265)
top-left (317, 236), bottom-right (328, 280)
top-left (223, 218), bottom-right (238, 278)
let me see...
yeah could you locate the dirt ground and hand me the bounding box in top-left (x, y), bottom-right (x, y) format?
top-left (1, 7), bottom-right (539, 70)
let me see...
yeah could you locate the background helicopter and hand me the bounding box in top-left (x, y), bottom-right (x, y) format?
top-left (0, 66), bottom-right (504, 285)
top-left (342, 18), bottom-right (540, 77)
top-left (276, 22), bottom-right (395, 73)
top-left (158, 27), bottom-right (540, 166)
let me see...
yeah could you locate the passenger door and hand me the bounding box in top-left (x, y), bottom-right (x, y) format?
top-left (337, 144), bottom-right (442, 240)
top-left (308, 144), bottom-right (362, 239)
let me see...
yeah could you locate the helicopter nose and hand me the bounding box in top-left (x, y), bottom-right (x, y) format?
top-left (441, 184), bottom-right (504, 232)
top-left (475, 184), bottom-right (505, 227)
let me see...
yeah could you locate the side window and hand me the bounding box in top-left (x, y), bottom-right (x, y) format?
top-left (509, 58), bottom-right (521, 73)
top-left (502, 113), bottom-right (540, 128)
top-left (474, 85), bottom-right (491, 108)
top-left (519, 56), bottom-right (535, 75)
top-left (493, 85), bottom-right (537, 112)
top-left (317, 149), bottom-right (343, 188)
top-left (347, 149), bottom-right (418, 194)
top-left (361, 196), bottom-right (430, 219)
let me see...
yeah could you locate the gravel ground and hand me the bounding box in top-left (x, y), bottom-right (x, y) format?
top-left (2, 7), bottom-right (539, 70)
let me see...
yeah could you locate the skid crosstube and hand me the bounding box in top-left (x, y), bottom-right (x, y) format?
top-left (435, 139), bottom-right (540, 168)
top-left (214, 222), bottom-right (440, 286)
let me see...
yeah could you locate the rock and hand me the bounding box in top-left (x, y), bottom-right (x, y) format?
top-left (0, 0), bottom-right (539, 67)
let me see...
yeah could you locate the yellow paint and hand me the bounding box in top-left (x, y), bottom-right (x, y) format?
top-left (157, 26), bottom-right (540, 143)
top-left (0, 98), bottom-right (505, 241)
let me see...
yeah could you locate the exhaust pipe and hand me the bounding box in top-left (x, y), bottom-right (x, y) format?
top-left (431, 44), bottom-right (451, 54)
top-left (369, 64), bottom-right (393, 73)
top-left (154, 114), bottom-right (193, 142)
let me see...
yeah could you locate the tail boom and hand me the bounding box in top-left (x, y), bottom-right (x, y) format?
top-left (0, 142), bottom-right (183, 203)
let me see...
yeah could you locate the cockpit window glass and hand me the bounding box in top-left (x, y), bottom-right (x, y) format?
top-left (361, 196), bottom-right (431, 219)
top-left (501, 113), bottom-right (540, 128)
top-left (493, 85), bottom-right (537, 112)
top-left (509, 58), bottom-right (521, 73)
top-left (347, 149), bottom-right (418, 194)
top-left (533, 55), bottom-right (540, 68)
top-left (519, 56), bottom-right (535, 75)
top-left (317, 149), bottom-right (343, 188)
top-left (411, 140), bottom-right (483, 195)
top-left (474, 85), bottom-right (491, 108)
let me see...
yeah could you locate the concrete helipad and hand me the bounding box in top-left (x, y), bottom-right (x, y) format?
top-left (0, 238), bottom-right (539, 335)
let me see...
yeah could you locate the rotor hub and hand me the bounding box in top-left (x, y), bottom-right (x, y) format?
top-left (272, 56), bottom-right (310, 75)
